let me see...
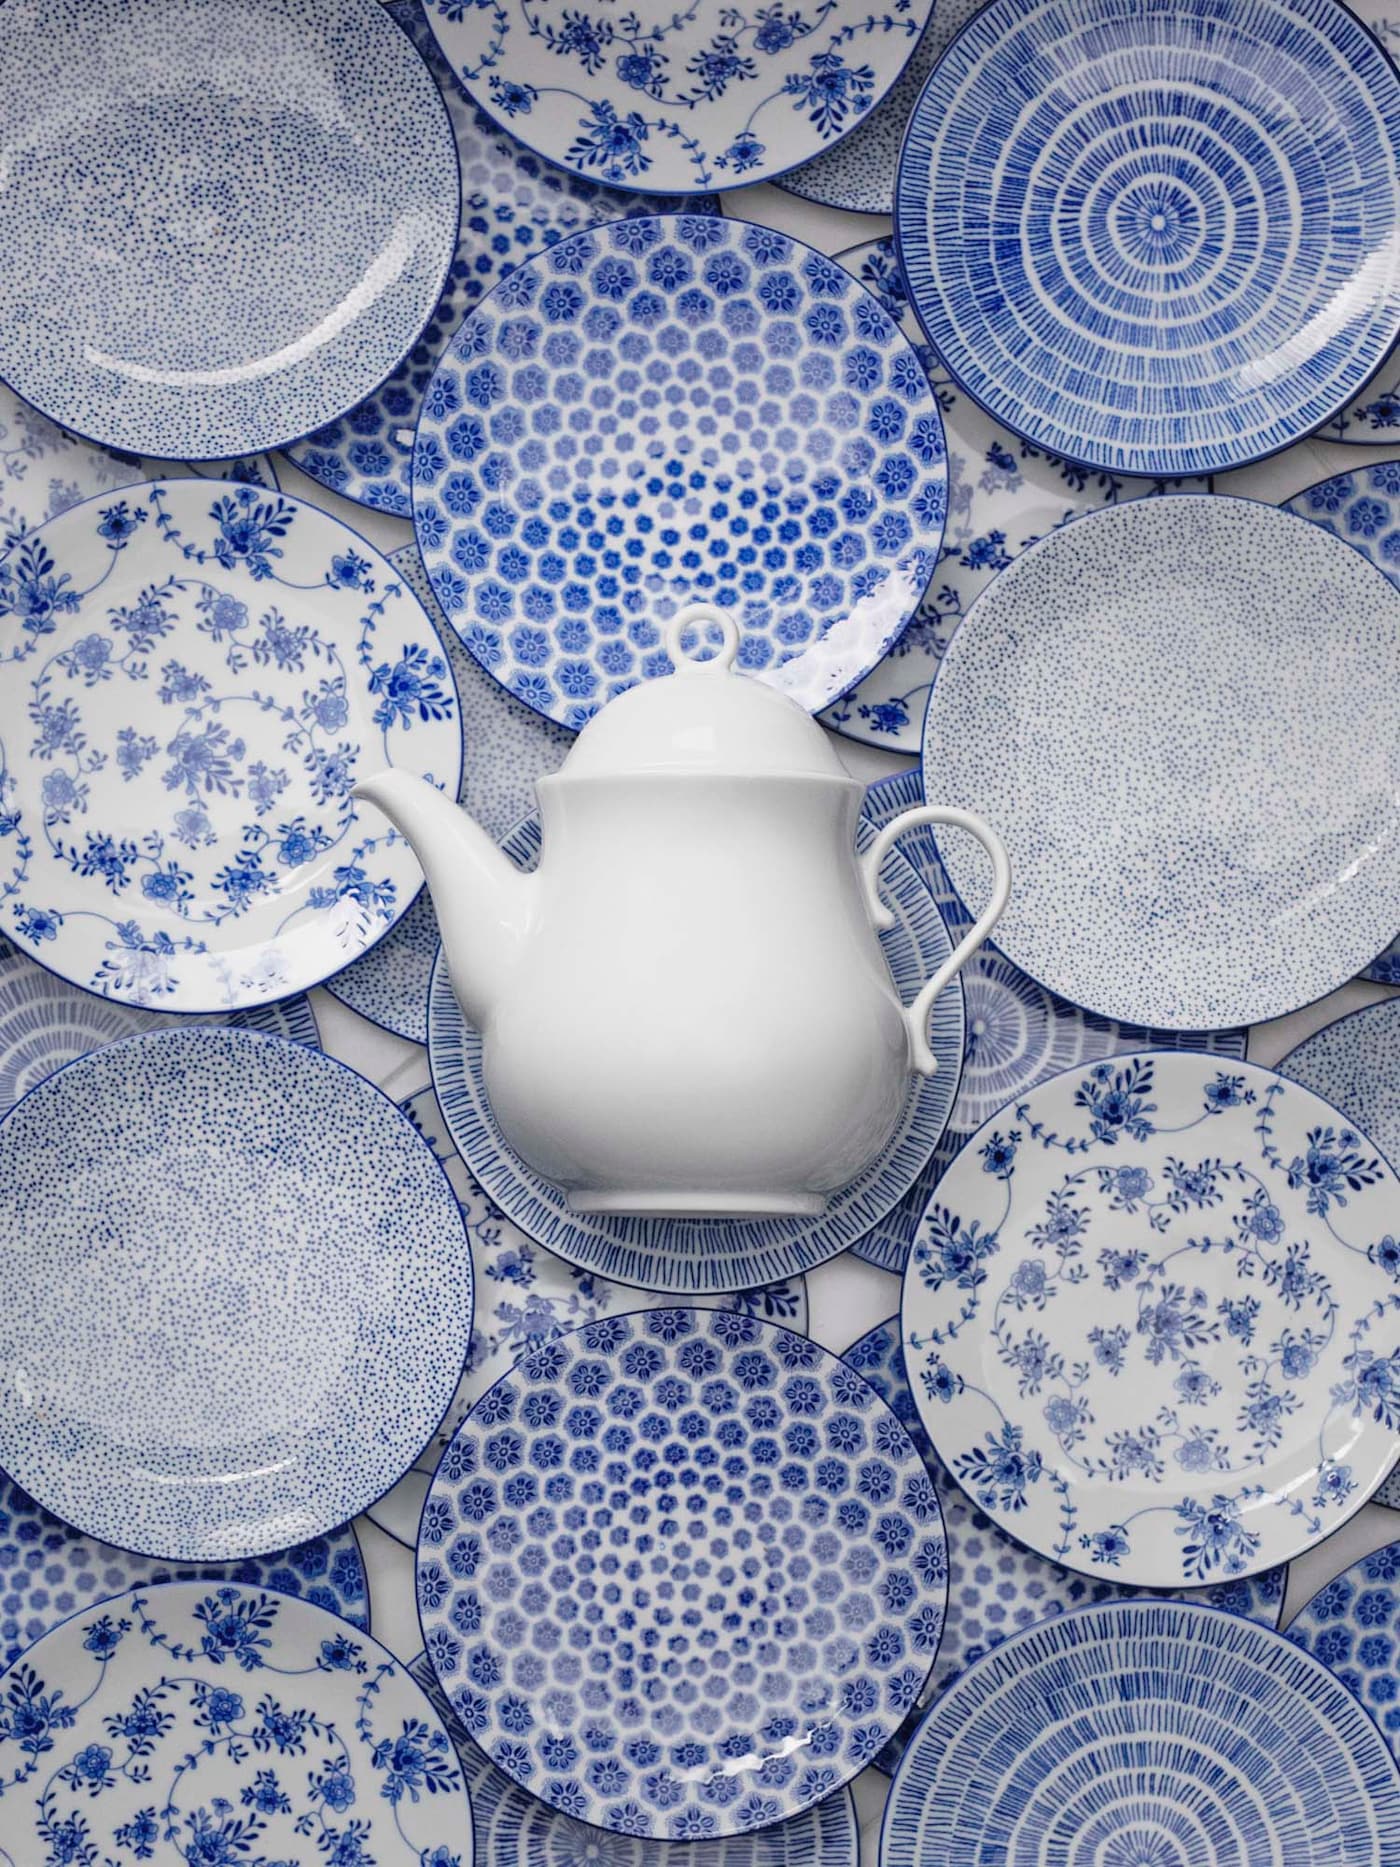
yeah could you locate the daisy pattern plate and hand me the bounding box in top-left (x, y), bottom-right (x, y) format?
top-left (901, 1052), bottom-right (1400, 1588)
top-left (325, 547), bottom-right (571, 1043)
top-left (880, 1600), bottom-right (1400, 1867)
top-left (0, 1582), bottom-right (472, 1867)
top-left (1368, 937), bottom-right (1400, 985)
top-left (416, 0), bottom-right (934, 195)
top-left (427, 810), bottom-right (963, 1295)
top-left (1289, 1543), bottom-right (1400, 1750)
top-left (0, 480), bottom-right (463, 1011)
top-left (411, 214), bottom-right (947, 729)
top-left (894, 0), bottom-right (1400, 477)
top-left (417, 1309), bottom-right (947, 1839)
top-left (849, 771), bottom-right (1247, 1274)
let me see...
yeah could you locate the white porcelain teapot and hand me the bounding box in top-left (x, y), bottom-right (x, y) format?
top-left (355, 604), bottom-right (1009, 1218)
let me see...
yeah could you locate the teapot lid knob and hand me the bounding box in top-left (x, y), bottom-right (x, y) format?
top-left (664, 602), bottom-right (741, 676)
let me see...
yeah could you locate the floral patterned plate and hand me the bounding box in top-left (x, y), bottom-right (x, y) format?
top-left (1368, 937), bottom-right (1400, 986)
top-left (418, 1309), bottom-right (947, 1839)
top-left (0, 1581), bottom-right (471, 1867)
top-left (0, 480), bottom-right (463, 1011)
top-left (0, 1028), bottom-right (473, 1562)
top-left (902, 1051), bottom-right (1400, 1588)
top-left (416, 0), bottom-right (934, 195)
top-left (0, 0), bottom-right (459, 459)
top-left (1288, 1542), bottom-right (1400, 1751)
top-left (412, 213), bottom-right (947, 729)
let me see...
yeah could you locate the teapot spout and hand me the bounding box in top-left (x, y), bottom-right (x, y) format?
top-left (353, 769), bottom-right (534, 1031)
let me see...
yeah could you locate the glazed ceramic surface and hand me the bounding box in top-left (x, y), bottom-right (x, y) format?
top-left (845, 1317), bottom-right (1285, 1773)
top-left (0, 0), bottom-right (459, 461)
top-left (903, 1053), bottom-right (1400, 1587)
top-left (418, 1309), bottom-right (947, 1837)
top-left (364, 1082), bottom-right (808, 1548)
top-left (0, 1473), bottom-right (367, 1670)
top-left (288, 5), bottom-right (718, 519)
top-left (411, 215), bottom-right (947, 727)
top-left (850, 771), bottom-right (1248, 1275)
top-left (0, 1582), bottom-right (471, 1867)
top-left (1368, 937), bottom-right (1400, 985)
top-left (880, 1600), bottom-right (1400, 1867)
top-left (1289, 1542), bottom-right (1400, 1752)
top-left (0, 481), bottom-right (463, 1012)
top-left (0, 1028), bottom-right (473, 1561)
top-left (821, 242), bottom-right (1208, 752)
top-left (923, 495), bottom-right (1400, 1029)
top-left (427, 808), bottom-right (964, 1290)
top-left (417, 0), bottom-right (933, 194)
top-left (894, 0), bottom-right (1400, 478)
top-left (326, 547), bottom-right (571, 1044)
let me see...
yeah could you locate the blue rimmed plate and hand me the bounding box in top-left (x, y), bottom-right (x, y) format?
top-left (286, 3), bottom-right (718, 519)
top-left (417, 1308), bottom-right (947, 1838)
top-left (880, 1600), bottom-right (1400, 1867)
top-left (894, 0), bottom-right (1400, 478)
top-left (412, 213), bottom-right (947, 729)
top-left (325, 546), bottom-right (571, 1043)
top-left (428, 810), bottom-right (963, 1295)
top-left (417, 0), bottom-right (933, 195)
top-left (1289, 1543), bottom-right (1400, 1745)
top-left (0, 1027), bottom-right (473, 1561)
top-left (0, 0), bottom-right (459, 462)
top-left (0, 479), bottom-right (463, 1012)
top-left (902, 1051), bottom-right (1400, 1588)
top-left (850, 770), bottom-right (1247, 1274)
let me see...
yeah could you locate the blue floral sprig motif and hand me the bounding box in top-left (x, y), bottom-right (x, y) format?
top-left (1286, 1126), bottom-right (1385, 1218)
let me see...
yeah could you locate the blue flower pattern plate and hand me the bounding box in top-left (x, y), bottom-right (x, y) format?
top-left (0, 480), bottom-right (463, 1011)
top-left (412, 214), bottom-right (947, 728)
top-left (418, 0), bottom-right (934, 194)
top-left (1289, 1543), bottom-right (1400, 1754)
top-left (0, 1581), bottom-right (471, 1867)
top-left (903, 1052), bottom-right (1400, 1586)
top-left (418, 1309), bottom-right (947, 1838)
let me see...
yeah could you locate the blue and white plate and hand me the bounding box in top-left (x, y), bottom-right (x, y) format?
top-left (902, 1051), bottom-right (1400, 1586)
top-left (850, 770), bottom-right (1247, 1274)
top-left (0, 480), bottom-right (463, 1011)
top-left (880, 1600), bottom-right (1400, 1867)
top-left (418, 1309), bottom-right (947, 1838)
top-left (0, 0), bottom-right (459, 461)
top-left (845, 1317), bottom-right (1285, 1773)
top-left (0, 929), bottom-right (319, 1122)
top-left (1367, 938), bottom-right (1400, 985)
top-left (412, 213), bottom-right (947, 729)
top-left (428, 810), bottom-right (963, 1294)
top-left (326, 547), bottom-right (571, 1043)
top-left (0, 1027), bottom-right (472, 1562)
top-left (1289, 1543), bottom-right (1400, 1749)
top-left (821, 242), bottom-right (1209, 752)
top-left (286, 4), bottom-right (718, 520)
top-left (0, 1472), bottom-right (367, 1670)
top-left (0, 1581), bottom-right (472, 1867)
top-left (363, 1081), bottom-right (808, 1548)
top-left (894, 0), bottom-right (1400, 478)
top-left (417, 0), bottom-right (933, 195)
top-left (923, 495), bottom-right (1400, 1029)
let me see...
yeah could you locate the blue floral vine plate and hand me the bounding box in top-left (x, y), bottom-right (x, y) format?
top-left (879, 1599), bottom-right (1400, 1867)
top-left (893, 0), bottom-right (1400, 478)
top-left (286, 3), bottom-right (718, 520)
top-left (325, 547), bottom-right (571, 1044)
top-left (412, 213), bottom-right (947, 729)
top-left (427, 809), bottom-right (963, 1295)
top-left (0, 1581), bottom-right (472, 1867)
top-left (0, 1027), bottom-right (474, 1562)
top-left (0, 0), bottom-right (460, 460)
top-left (417, 1308), bottom-right (947, 1839)
top-left (416, 0), bottom-right (934, 194)
top-left (1288, 1542), bottom-right (1400, 1751)
top-left (901, 1051), bottom-right (1400, 1587)
top-left (0, 480), bottom-right (463, 1011)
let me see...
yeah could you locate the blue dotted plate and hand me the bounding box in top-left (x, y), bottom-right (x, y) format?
top-left (0, 0), bottom-right (459, 460)
top-left (417, 1308), bottom-right (947, 1838)
top-left (1289, 1543), bottom-right (1400, 1749)
top-left (894, 0), bottom-right (1400, 477)
top-left (0, 1028), bottom-right (473, 1562)
top-left (412, 213), bottom-right (947, 728)
top-left (881, 1600), bottom-right (1400, 1866)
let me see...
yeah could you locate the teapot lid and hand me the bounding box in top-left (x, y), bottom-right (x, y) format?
top-left (560, 604), bottom-right (851, 780)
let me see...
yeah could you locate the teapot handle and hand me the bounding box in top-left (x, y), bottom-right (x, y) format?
top-left (860, 805), bottom-right (1011, 1077)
